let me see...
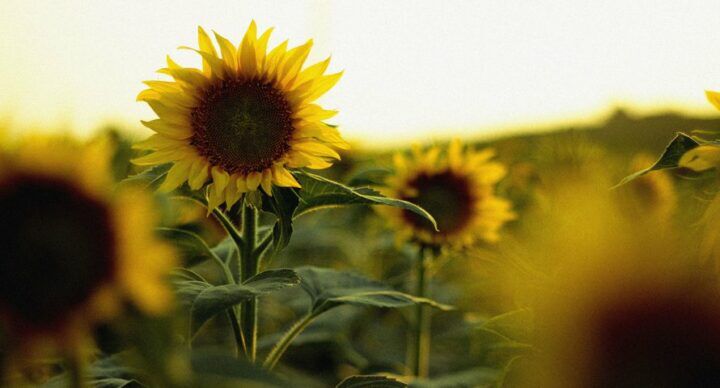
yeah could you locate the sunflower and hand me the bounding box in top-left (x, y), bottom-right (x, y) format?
top-left (381, 140), bottom-right (515, 248)
top-left (618, 154), bottom-right (676, 222)
top-left (507, 194), bottom-right (720, 388)
top-left (134, 22), bottom-right (347, 211)
top-left (0, 136), bottom-right (175, 355)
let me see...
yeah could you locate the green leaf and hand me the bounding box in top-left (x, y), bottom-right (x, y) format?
top-left (296, 266), bottom-right (453, 315)
top-left (346, 168), bottom-right (393, 187)
top-left (337, 375), bottom-right (407, 388)
top-left (264, 186), bottom-right (300, 255)
top-left (190, 269), bottom-right (300, 335)
top-left (211, 236), bottom-right (238, 264)
top-left (294, 171), bottom-right (437, 230)
top-left (190, 352), bottom-right (288, 387)
top-left (410, 368), bottom-right (500, 388)
top-left (156, 227), bottom-right (218, 267)
top-left (615, 132), bottom-right (701, 187)
top-left (119, 163), bottom-right (171, 190)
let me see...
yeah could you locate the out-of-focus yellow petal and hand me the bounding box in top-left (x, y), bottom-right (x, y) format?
top-left (679, 145), bottom-right (720, 172)
top-left (706, 90), bottom-right (720, 111)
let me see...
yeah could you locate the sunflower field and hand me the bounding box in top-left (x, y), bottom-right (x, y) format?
top-left (3, 8), bottom-right (720, 388)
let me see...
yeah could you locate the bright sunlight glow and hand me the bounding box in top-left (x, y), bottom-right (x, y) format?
top-left (1, 0), bottom-right (719, 146)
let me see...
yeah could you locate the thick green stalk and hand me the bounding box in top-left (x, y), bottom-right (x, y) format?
top-left (263, 312), bottom-right (316, 370)
top-left (409, 247), bottom-right (431, 377)
top-left (240, 204), bottom-right (259, 362)
top-left (67, 352), bottom-right (87, 388)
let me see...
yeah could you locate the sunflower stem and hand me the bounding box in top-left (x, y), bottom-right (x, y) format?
top-left (409, 246), bottom-right (432, 378)
top-left (227, 309), bottom-right (247, 357)
top-left (240, 202), bottom-right (259, 362)
top-left (66, 352), bottom-right (87, 388)
top-left (263, 311), bottom-right (317, 370)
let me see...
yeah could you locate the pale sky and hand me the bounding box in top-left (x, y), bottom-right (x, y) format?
top-left (1, 1), bottom-right (719, 147)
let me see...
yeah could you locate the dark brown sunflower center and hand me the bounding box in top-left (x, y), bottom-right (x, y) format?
top-left (190, 78), bottom-right (295, 174)
top-left (400, 171), bottom-right (475, 236)
top-left (0, 176), bottom-right (116, 327)
top-left (588, 292), bottom-right (720, 387)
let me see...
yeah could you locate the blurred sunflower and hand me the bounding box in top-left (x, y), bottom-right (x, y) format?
top-left (134, 22), bottom-right (347, 210)
top-left (381, 140), bottom-right (515, 248)
top-left (0, 136), bottom-right (175, 355)
top-left (511, 204), bottom-right (720, 388)
top-left (619, 154), bottom-right (676, 222)
top-left (678, 90), bottom-right (720, 171)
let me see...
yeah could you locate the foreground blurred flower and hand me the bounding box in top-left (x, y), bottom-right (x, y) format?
top-left (134, 22), bottom-right (347, 210)
top-left (510, 189), bottom-right (720, 387)
top-left (0, 136), bottom-right (175, 355)
top-left (381, 140), bottom-right (515, 248)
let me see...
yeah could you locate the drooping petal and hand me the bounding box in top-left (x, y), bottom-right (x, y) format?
top-left (159, 160), bottom-right (192, 192)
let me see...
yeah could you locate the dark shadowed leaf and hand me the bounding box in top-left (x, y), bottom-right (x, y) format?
top-left (410, 368), bottom-right (500, 388)
top-left (157, 227), bottom-right (218, 267)
top-left (337, 375), bottom-right (407, 388)
top-left (190, 352), bottom-right (288, 387)
top-left (297, 266), bottom-right (453, 314)
top-left (212, 236), bottom-right (238, 264)
top-left (293, 171), bottom-right (437, 230)
top-left (264, 186), bottom-right (300, 255)
top-left (190, 269), bottom-right (300, 335)
top-left (615, 132), bottom-right (701, 187)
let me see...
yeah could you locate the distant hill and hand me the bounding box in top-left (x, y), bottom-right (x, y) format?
top-left (485, 108), bottom-right (720, 156)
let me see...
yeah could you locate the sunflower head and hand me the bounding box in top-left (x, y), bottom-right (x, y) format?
top-left (381, 140), bottom-right (515, 248)
top-left (0, 136), bottom-right (175, 355)
top-left (512, 208), bottom-right (720, 388)
top-left (134, 22), bottom-right (347, 211)
top-left (618, 153), bottom-right (676, 221)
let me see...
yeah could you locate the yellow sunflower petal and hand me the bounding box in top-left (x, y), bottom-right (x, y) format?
top-left (224, 176), bottom-right (242, 207)
top-left (272, 165), bottom-right (301, 187)
top-left (255, 27), bottom-right (274, 66)
top-left (188, 159), bottom-right (210, 189)
top-left (246, 171), bottom-right (262, 191)
top-left (706, 90), bottom-right (720, 111)
top-left (211, 166), bottom-right (230, 192)
top-left (261, 169), bottom-right (273, 194)
top-left (197, 26), bottom-right (218, 76)
top-left (679, 145), bottom-right (720, 172)
top-left (213, 31), bottom-right (237, 70)
top-left (292, 141), bottom-right (341, 159)
top-left (159, 160), bottom-right (192, 192)
top-left (305, 71), bottom-right (343, 102)
top-left (140, 120), bottom-right (192, 140)
top-left (239, 21), bottom-right (258, 76)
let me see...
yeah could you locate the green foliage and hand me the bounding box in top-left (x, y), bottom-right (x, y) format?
top-left (297, 266), bottom-right (453, 315)
top-left (337, 375), bottom-right (407, 387)
top-left (615, 132), bottom-right (701, 186)
top-left (293, 172), bottom-right (437, 230)
top-left (175, 269), bottom-right (300, 336)
top-left (119, 163), bottom-right (172, 190)
top-left (157, 227), bottom-right (218, 267)
top-left (190, 352), bottom-right (288, 387)
top-left (410, 368), bottom-right (500, 388)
